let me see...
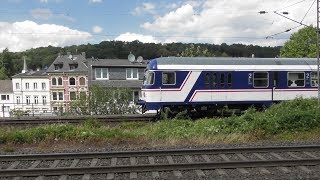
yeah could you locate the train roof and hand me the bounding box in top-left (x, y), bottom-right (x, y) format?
top-left (147, 57), bottom-right (319, 71)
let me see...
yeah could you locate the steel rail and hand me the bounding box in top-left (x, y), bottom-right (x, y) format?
top-left (0, 114), bottom-right (156, 125)
top-left (1, 145), bottom-right (320, 161)
top-left (1, 158), bottom-right (319, 177)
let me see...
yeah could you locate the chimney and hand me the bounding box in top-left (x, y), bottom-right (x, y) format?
top-left (22, 57), bottom-right (27, 73)
top-left (36, 68), bottom-right (40, 71)
top-left (81, 52), bottom-right (86, 58)
top-left (58, 53), bottom-right (61, 57)
top-left (251, 54), bottom-right (255, 58)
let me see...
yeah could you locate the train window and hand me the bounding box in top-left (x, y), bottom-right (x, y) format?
top-left (213, 73), bottom-right (217, 88)
top-left (253, 72), bottom-right (268, 88)
top-left (311, 72), bottom-right (318, 87)
top-left (144, 72), bottom-right (155, 85)
top-left (220, 73), bottom-right (225, 88)
top-left (205, 73), bottom-right (210, 88)
top-left (162, 72), bottom-right (176, 85)
top-left (227, 73), bottom-right (232, 88)
top-left (287, 72), bottom-right (305, 87)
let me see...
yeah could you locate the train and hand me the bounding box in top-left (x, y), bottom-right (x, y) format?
top-left (138, 57), bottom-right (320, 115)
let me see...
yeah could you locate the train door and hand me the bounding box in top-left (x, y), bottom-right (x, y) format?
top-left (204, 71), bottom-right (212, 102)
top-left (271, 71), bottom-right (280, 102)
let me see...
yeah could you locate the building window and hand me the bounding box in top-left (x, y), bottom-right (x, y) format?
top-left (16, 96), bottom-right (20, 104)
top-left (133, 91), bottom-right (139, 102)
top-left (1, 95), bottom-right (9, 100)
top-left (52, 92), bottom-right (63, 100)
top-left (52, 78), bottom-right (57, 86)
top-left (69, 64), bottom-right (78, 70)
top-left (25, 83), bottom-right (29, 90)
top-left (69, 77), bottom-right (76, 86)
top-left (42, 96), bottom-right (47, 105)
top-left (42, 82), bottom-right (46, 90)
top-left (59, 92), bottom-right (63, 100)
top-left (79, 77), bottom-right (85, 85)
top-left (34, 83), bottom-right (37, 90)
top-left (53, 92), bottom-right (57, 100)
top-left (16, 83), bottom-right (20, 89)
top-left (54, 64), bottom-right (63, 70)
top-left (34, 96), bottom-right (39, 104)
top-left (126, 68), bottom-right (139, 80)
top-left (70, 92), bottom-right (76, 100)
top-left (95, 68), bottom-right (108, 79)
top-left (58, 77), bottom-right (63, 85)
top-left (253, 72), bottom-right (269, 88)
top-left (26, 96), bottom-right (30, 105)
top-left (288, 72), bottom-right (305, 87)
top-left (162, 72), bottom-right (176, 85)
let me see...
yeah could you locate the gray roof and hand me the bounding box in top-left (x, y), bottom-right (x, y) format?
top-left (0, 80), bottom-right (13, 93)
top-left (154, 57), bottom-right (319, 65)
top-left (90, 58), bottom-right (147, 68)
top-left (91, 80), bottom-right (143, 88)
top-left (46, 54), bottom-right (88, 73)
top-left (12, 69), bottom-right (48, 78)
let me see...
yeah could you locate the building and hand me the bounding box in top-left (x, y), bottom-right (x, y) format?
top-left (46, 52), bottom-right (89, 112)
top-left (89, 58), bottom-right (147, 102)
top-left (12, 67), bottom-right (51, 116)
top-left (0, 80), bottom-right (14, 117)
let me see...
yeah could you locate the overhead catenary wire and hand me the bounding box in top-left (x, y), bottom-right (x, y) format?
top-left (264, 0), bottom-right (316, 38)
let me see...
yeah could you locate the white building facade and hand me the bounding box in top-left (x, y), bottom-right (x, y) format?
top-left (12, 70), bottom-right (51, 116)
top-left (0, 80), bottom-right (14, 117)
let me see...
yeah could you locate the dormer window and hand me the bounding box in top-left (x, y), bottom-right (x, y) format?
top-left (54, 63), bottom-right (63, 70)
top-left (69, 63), bottom-right (78, 70)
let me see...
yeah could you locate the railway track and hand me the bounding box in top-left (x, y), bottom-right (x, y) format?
top-left (0, 114), bottom-right (156, 126)
top-left (1, 145), bottom-right (320, 179)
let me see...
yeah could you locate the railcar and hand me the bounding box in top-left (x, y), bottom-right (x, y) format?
top-left (138, 57), bottom-right (319, 115)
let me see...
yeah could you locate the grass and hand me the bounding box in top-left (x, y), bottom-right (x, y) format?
top-left (1, 98), bottom-right (320, 149)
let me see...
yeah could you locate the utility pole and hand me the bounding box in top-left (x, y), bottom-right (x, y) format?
top-left (317, 0), bottom-right (320, 106)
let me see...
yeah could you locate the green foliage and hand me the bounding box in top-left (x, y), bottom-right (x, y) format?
top-left (0, 67), bottom-right (8, 80)
top-left (280, 26), bottom-right (317, 57)
top-left (178, 44), bottom-right (215, 57)
top-left (69, 85), bottom-right (138, 115)
top-left (2, 98), bottom-right (320, 145)
top-left (0, 42), bottom-right (281, 78)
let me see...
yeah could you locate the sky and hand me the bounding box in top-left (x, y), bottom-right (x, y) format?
top-left (0, 0), bottom-right (317, 52)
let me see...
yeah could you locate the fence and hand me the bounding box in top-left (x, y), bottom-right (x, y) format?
top-left (0, 103), bottom-right (55, 117)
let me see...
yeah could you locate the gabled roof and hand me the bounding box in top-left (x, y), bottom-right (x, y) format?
top-left (0, 80), bottom-right (13, 93)
top-left (90, 58), bottom-right (147, 68)
top-left (12, 69), bottom-right (48, 78)
top-left (46, 53), bottom-right (88, 73)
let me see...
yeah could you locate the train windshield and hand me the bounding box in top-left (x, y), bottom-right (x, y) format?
top-left (144, 71), bottom-right (155, 85)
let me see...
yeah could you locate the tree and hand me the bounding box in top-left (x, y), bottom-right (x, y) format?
top-left (280, 26), bottom-right (317, 58)
top-left (178, 44), bottom-right (215, 57)
top-left (0, 67), bottom-right (8, 80)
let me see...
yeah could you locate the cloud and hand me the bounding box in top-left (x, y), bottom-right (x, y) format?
top-left (30, 8), bottom-right (53, 20)
top-left (140, 0), bottom-right (316, 46)
top-left (89, 0), bottom-right (103, 3)
top-left (115, 32), bottom-right (158, 43)
top-left (132, 2), bottom-right (155, 15)
top-left (92, 25), bottom-right (103, 33)
top-left (0, 20), bottom-right (92, 52)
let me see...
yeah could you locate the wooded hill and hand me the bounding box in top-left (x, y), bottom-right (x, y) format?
top-left (0, 41), bottom-right (281, 79)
